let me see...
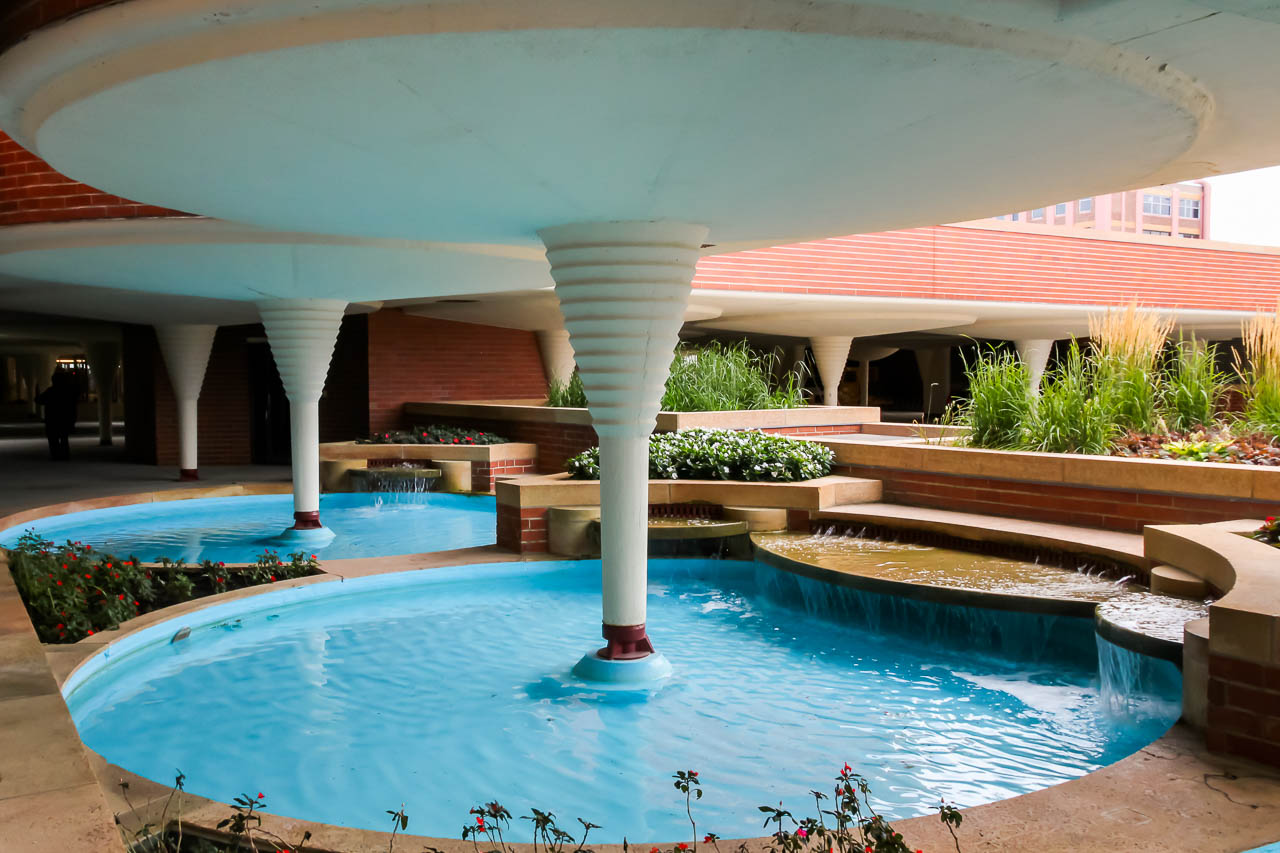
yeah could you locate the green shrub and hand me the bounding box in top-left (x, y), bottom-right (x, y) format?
top-left (548, 341), bottom-right (808, 411)
top-left (565, 428), bottom-right (833, 482)
top-left (547, 371), bottom-right (587, 408)
top-left (6, 533), bottom-right (320, 643)
top-left (955, 346), bottom-right (1032, 449)
top-left (1022, 340), bottom-right (1118, 455)
top-left (1162, 340), bottom-right (1225, 432)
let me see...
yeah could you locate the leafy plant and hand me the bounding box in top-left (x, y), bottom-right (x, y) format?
top-left (1022, 340), bottom-right (1117, 455)
top-left (1088, 302), bottom-right (1173, 433)
top-left (566, 429), bottom-right (834, 483)
top-left (1251, 515), bottom-right (1280, 547)
top-left (548, 371), bottom-right (588, 408)
top-left (1238, 301), bottom-right (1280, 438)
top-left (1160, 437), bottom-right (1234, 462)
top-left (954, 346), bottom-right (1031, 449)
top-left (360, 424), bottom-right (509, 445)
top-left (7, 534), bottom-right (321, 643)
top-left (661, 341), bottom-right (808, 412)
top-left (1163, 339), bottom-right (1226, 433)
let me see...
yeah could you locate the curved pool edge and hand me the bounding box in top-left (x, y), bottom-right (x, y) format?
top-left (37, 548), bottom-right (1280, 852)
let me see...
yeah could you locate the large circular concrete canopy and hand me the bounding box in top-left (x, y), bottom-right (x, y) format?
top-left (6, 0), bottom-right (1270, 261)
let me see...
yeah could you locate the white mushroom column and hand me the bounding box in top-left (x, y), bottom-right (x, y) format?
top-left (155, 325), bottom-right (217, 479)
top-left (535, 328), bottom-right (576, 387)
top-left (258, 300), bottom-right (346, 532)
top-left (810, 336), bottom-right (853, 406)
top-left (83, 341), bottom-right (120, 446)
top-left (542, 221), bottom-right (706, 669)
top-left (1014, 339), bottom-right (1054, 396)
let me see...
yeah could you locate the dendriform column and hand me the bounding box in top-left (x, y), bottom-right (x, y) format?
top-left (542, 221), bottom-right (706, 668)
top-left (155, 325), bottom-right (217, 479)
top-left (1014, 339), bottom-right (1054, 396)
top-left (810, 336), bottom-right (853, 406)
top-left (258, 299), bottom-right (346, 531)
top-left (535, 328), bottom-right (576, 388)
top-left (83, 341), bottom-right (120, 446)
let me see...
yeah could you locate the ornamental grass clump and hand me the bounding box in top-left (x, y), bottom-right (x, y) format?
top-left (1088, 301), bottom-right (1174, 433)
top-left (566, 428), bottom-right (833, 482)
top-left (661, 341), bottom-right (807, 412)
top-left (954, 346), bottom-right (1031, 449)
top-left (1238, 300), bottom-right (1280, 438)
top-left (1022, 340), bottom-right (1118, 455)
top-left (1162, 338), bottom-right (1226, 433)
top-left (547, 370), bottom-right (588, 408)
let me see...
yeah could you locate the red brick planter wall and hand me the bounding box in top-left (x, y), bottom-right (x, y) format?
top-left (0, 131), bottom-right (191, 225)
top-left (835, 463), bottom-right (1275, 531)
top-left (1207, 654), bottom-right (1280, 767)
top-left (497, 503), bottom-right (548, 553)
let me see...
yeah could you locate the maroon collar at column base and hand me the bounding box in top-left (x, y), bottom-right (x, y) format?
top-left (293, 510), bottom-right (323, 530)
top-left (178, 468), bottom-right (199, 481)
top-left (598, 622), bottom-right (655, 661)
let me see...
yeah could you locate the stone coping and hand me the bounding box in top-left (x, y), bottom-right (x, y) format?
top-left (29, 539), bottom-right (1280, 853)
top-left (816, 437), bottom-right (1280, 502)
top-left (1145, 521), bottom-right (1280, 667)
top-left (813, 502), bottom-right (1148, 570)
top-left (319, 440), bottom-right (538, 462)
top-left (405, 400), bottom-right (881, 431)
top-left (497, 473), bottom-right (882, 511)
top-left (0, 482), bottom-right (293, 539)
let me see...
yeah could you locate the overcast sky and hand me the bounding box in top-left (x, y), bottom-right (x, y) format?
top-left (1203, 166), bottom-right (1280, 246)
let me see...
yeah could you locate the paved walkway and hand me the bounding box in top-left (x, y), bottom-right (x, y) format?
top-left (0, 424), bottom-right (289, 520)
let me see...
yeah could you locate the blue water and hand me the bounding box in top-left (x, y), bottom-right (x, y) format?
top-left (0, 492), bottom-right (496, 562)
top-left (65, 558), bottom-right (1181, 842)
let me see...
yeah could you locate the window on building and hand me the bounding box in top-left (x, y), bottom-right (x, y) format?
top-left (1031, 208), bottom-right (1045, 220)
top-left (1143, 194), bottom-right (1172, 216)
top-left (1010, 213), bottom-right (1019, 221)
top-left (1179, 198), bottom-right (1201, 219)
top-left (1078, 197), bottom-right (1093, 213)
top-left (994, 214), bottom-right (1007, 220)
top-left (1143, 229), bottom-right (1170, 236)
top-left (1179, 232), bottom-right (1201, 239)
top-left (1055, 202), bottom-right (1067, 216)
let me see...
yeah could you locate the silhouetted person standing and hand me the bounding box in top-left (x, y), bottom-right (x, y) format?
top-left (35, 369), bottom-right (78, 461)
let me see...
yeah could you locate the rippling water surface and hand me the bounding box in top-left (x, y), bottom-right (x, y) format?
top-left (0, 492), bottom-right (496, 562)
top-left (66, 559), bottom-right (1180, 841)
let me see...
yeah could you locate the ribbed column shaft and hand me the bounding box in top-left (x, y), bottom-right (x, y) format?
top-left (535, 329), bottom-right (576, 388)
top-left (258, 299), bottom-right (346, 527)
top-left (810, 336), bottom-right (853, 407)
top-left (155, 325), bottom-right (217, 475)
top-left (541, 221), bottom-right (707, 651)
top-left (1014, 339), bottom-right (1054, 397)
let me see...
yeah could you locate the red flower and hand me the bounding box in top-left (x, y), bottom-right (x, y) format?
top-left (270, 576), bottom-right (276, 582)
top-left (310, 554), bottom-right (317, 560)
top-left (476, 816), bottom-right (485, 826)
top-left (1268, 516), bottom-right (1276, 523)
top-left (56, 581), bottom-right (62, 586)
top-left (84, 574), bottom-right (91, 579)
top-left (87, 629), bottom-right (94, 635)
top-left (691, 771), bottom-right (698, 777)
top-left (61, 564), bottom-right (67, 569)
top-left (134, 601), bottom-right (140, 606)
top-left (453, 438), bottom-right (460, 443)
top-left (118, 594), bottom-right (125, 600)
top-left (679, 844), bottom-right (689, 851)
top-left (56, 623), bottom-right (63, 629)
top-left (842, 762), bottom-right (851, 774)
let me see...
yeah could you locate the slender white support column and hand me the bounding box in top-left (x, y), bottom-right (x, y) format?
top-left (83, 341), bottom-right (120, 447)
top-left (535, 328), bottom-right (576, 388)
top-left (810, 336), bottom-right (853, 406)
top-left (542, 220), bottom-right (707, 663)
top-left (1014, 338), bottom-right (1054, 396)
top-left (914, 346), bottom-right (952, 415)
top-left (155, 325), bottom-right (217, 479)
top-left (258, 300), bottom-right (346, 530)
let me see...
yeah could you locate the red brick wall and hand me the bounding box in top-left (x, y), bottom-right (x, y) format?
top-left (1207, 654), bottom-right (1280, 768)
top-left (472, 459), bottom-right (538, 493)
top-left (367, 310), bottom-right (548, 435)
top-left (0, 131), bottom-right (190, 226)
top-left (154, 326), bottom-right (254, 467)
top-left (835, 463), bottom-right (1275, 532)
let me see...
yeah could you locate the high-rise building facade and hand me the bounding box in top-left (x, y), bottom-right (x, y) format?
top-left (993, 180), bottom-right (1209, 240)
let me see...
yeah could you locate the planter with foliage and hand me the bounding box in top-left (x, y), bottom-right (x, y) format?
top-left (358, 423), bottom-right (509, 445)
top-left (5, 532), bottom-right (320, 643)
top-left (566, 428), bottom-right (835, 483)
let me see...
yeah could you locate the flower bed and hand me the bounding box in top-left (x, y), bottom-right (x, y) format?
top-left (1114, 430), bottom-right (1280, 465)
top-left (566, 428), bottom-right (835, 482)
top-left (5, 532), bottom-right (319, 643)
top-left (358, 423), bottom-right (509, 445)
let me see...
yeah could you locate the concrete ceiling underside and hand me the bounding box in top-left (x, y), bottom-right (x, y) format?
top-left (0, 0), bottom-right (1273, 313)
